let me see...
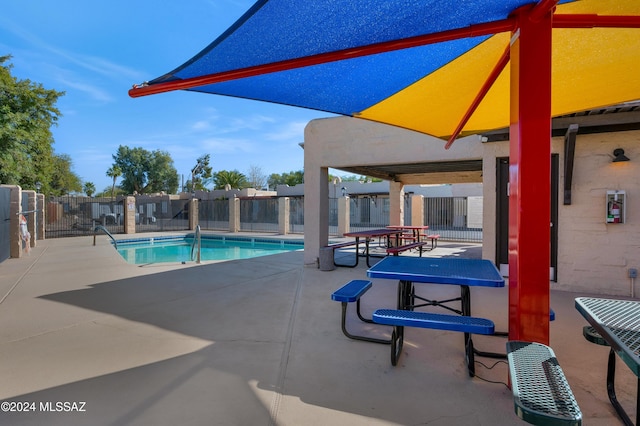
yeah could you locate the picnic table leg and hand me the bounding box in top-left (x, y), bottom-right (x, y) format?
top-left (397, 280), bottom-right (413, 310)
top-left (606, 347), bottom-right (635, 426)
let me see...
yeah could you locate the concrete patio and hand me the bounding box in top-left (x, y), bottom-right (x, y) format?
top-left (0, 234), bottom-right (634, 425)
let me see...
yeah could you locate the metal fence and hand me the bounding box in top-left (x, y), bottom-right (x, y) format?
top-left (423, 197), bottom-right (482, 242)
top-left (42, 194), bottom-right (482, 242)
top-left (45, 196), bottom-right (125, 238)
top-left (198, 199), bottom-right (229, 231)
top-left (289, 196), bottom-right (304, 234)
top-left (239, 197), bottom-right (278, 233)
top-left (45, 196), bottom-right (191, 238)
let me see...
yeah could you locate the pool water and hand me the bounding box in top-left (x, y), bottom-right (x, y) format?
top-left (115, 235), bottom-right (303, 265)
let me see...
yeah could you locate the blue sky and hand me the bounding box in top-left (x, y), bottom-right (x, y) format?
top-left (1, 1), bottom-right (331, 193)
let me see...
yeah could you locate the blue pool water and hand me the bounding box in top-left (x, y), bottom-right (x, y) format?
top-left (115, 235), bottom-right (303, 265)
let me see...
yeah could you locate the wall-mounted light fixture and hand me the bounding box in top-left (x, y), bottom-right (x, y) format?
top-left (612, 148), bottom-right (630, 163)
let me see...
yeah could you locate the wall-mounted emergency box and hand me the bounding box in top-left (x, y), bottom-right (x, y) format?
top-left (606, 190), bottom-right (626, 224)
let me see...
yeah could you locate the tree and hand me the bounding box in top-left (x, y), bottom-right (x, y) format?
top-left (106, 165), bottom-right (121, 199)
top-left (187, 154), bottom-right (213, 192)
top-left (339, 174), bottom-right (382, 183)
top-left (212, 170), bottom-right (247, 190)
top-left (0, 55), bottom-right (65, 192)
top-left (49, 154), bottom-right (82, 195)
top-left (267, 170), bottom-right (304, 189)
top-left (247, 164), bottom-right (267, 189)
top-left (83, 182), bottom-right (96, 197)
top-left (112, 145), bottom-right (179, 194)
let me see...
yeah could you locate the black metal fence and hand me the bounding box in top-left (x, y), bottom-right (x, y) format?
top-left (45, 196), bottom-right (125, 238)
top-left (289, 196), bottom-right (304, 234)
top-left (45, 196), bottom-right (191, 238)
top-left (239, 197), bottom-right (278, 233)
top-left (424, 197), bottom-right (483, 242)
top-left (42, 194), bottom-right (482, 242)
top-left (198, 199), bottom-right (229, 231)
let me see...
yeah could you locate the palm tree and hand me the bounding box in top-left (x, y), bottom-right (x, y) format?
top-left (213, 170), bottom-right (247, 190)
top-left (106, 165), bottom-right (121, 200)
top-left (83, 182), bottom-right (96, 197)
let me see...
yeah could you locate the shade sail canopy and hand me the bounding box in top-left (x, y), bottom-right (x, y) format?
top-left (129, 0), bottom-right (640, 143)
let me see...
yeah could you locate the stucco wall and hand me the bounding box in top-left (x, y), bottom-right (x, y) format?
top-left (554, 131), bottom-right (640, 295)
top-left (303, 116), bottom-right (484, 267)
top-left (482, 131), bottom-right (640, 295)
top-left (304, 115), bottom-right (640, 296)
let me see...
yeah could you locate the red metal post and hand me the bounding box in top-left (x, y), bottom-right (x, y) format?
top-left (508, 8), bottom-right (553, 344)
top-left (445, 45), bottom-right (510, 149)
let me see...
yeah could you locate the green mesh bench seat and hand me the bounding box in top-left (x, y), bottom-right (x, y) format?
top-left (506, 341), bottom-right (582, 425)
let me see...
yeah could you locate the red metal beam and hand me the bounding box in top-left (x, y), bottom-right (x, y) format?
top-left (529, 0), bottom-right (559, 23)
top-left (444, 44), bottom-right (510, 149)
top-left (553, 14), bottom-right (640, 28)
top-left (129, 18), bottom-right (517, 98)
top-left (508, 7), bottom-right (553, 344)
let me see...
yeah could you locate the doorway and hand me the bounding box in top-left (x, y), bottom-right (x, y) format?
top-left (496, 154), bottom-right (558, 281)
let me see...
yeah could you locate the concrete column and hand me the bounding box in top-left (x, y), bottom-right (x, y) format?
top-left (411, 195), bottom-right (424, 227)
top-left (123, 196), bottom-right (136, 234)
top-left (337, 196), bottom-right (350, 236)
top-left (24, 190), bottom-right (37, 247)
top-left (189, 198), bottom-right (199, 230)
top-left (6, 185), bottom-right (22, 258)
top-left (302, 165), bottom-right (329, 267)
top-left (389, 181), bottom-right (405, 226)
top-left (37, 193), bottom-right (45, 240)
top-left (278, 197), bottom-right (289, 235)
top-left (229, 197), bottom-right (240, 232)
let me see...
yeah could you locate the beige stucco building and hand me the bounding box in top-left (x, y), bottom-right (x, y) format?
top-left (303, 108), bottom-right (640, 297)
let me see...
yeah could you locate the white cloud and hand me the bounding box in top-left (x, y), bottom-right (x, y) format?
top-left (200, 137), bottom-right (254, 153)
top-left (265, 120), bottom-right (307, 141)
top-left (57, 78), bottom-right (114, 102)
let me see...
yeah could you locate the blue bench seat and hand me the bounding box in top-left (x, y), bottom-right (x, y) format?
top-left (331, 280), bottom-right (390, 345)
top-left (372, 309), bottom-right (494, 334)
top-left (372, 308), bottom-right (494, 373)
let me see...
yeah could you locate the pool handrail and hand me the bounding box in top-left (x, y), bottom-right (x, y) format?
top-left (93, 225), bottom-right (117, 250)
top-left (191, 225), bottom-right (201, 264)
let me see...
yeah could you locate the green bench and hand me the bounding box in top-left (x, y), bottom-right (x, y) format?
top-left (506, 341), bottom-right (582, 425)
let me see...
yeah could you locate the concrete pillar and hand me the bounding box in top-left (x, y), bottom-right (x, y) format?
top-left (229, 197), bottom-right (240, 232)
top-left (411, 195), bottom-right (424, 227)
top-left (278, 197), bottom-right (289, 235)
top-left (302, 165), bottom-right (329, 267)
top-left (337, 196), bottom-right (350, 236)
top-left (123, 196), bottom-right (136, 234)
top-left (6, 186), bottom-right (22, 258)
top-left (24, 190), bottom-right (37, 248)
top-left (389, 181), bottom-right (405, 226)
top-left (37, 193), bottom-right (45, 240)
top-left (189, 198), bottom-right (199, 230)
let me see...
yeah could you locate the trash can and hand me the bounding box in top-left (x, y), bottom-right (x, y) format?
top-left (319, 247), bottom-right (336, 271)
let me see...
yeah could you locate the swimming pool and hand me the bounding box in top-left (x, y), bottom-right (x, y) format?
top-left (115, 235), bottom-right (304, 265)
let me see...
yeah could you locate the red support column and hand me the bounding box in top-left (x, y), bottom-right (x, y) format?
top-left (508, 8), bottom-right (552, 344)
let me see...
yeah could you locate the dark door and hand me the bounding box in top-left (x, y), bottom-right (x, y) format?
top-left (496, 154), bottom-right (558, 281)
